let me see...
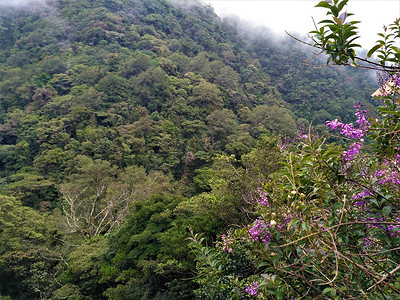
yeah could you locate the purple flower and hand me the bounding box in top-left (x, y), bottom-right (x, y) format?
top-left (354, 102), bottom-right (370, 130)
top-left (363, 237), bottom-right (372, 247)
top-left (248, 219), bottom-right (271, 244)
top-left (352, 190), bottom-right (373, 200)
top-left (297, 130), bottom-right (308, 139)
top-left (257, 190), bottom-right (270, 206)
top-left (245, 281), bottom-right (259, 296)
top-left (394, 73), bottom-right (400, 88)
top-left (338, 11), bottom-right (347, 24)
top-left (276, 214), bottom-right (295, 231)
top-left (340, 123), bottom-right (364, 139)
top-left (360, 215), bottom-right (400, 238)
top-left (395, 154), bottom-right (400, 165)
top-left (388, 224), bottom-right (400, 237)
top-left (326, 102), bottom-right (369, 143)
top-left (375, 169), bottom-right (400, 185)
top-left (355, 115), bottom-right (370, 130)
top-left (353, 200), bottom-right (370, 212)
top-left (342, 142), bottom-right (362, 161)
top-left (220, 231), bottom-right (233, 253)
top-left (284, 214), bottom-right (293, 224)
top-left (326, 119), bottom-right (342, 130)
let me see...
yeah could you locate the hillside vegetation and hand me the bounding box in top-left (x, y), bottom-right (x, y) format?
top-left (0, 0), bottom-right (379, 299)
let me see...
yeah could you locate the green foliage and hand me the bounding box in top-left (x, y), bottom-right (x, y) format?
top-left (249, 105), bottom-right (297, 137)
top-left (0, 195), bottom-right (58, 299)
top-left (0, 0), bottom-right (379, 298)
top-left (370, 97), bottom-right (400, 157)
top-left (312, 0), bottom-right (361, 65)
top-left (190, 1), bottom-right (400, 299)
top-left (1, 171), bottom-right (58, 208)
top-left (56, 237), bottom-right (108, 299)
top-left (191, 134), bottom-right (400, 298)
top-left (368, 18), bottom-right (400, 65)
top-left (100, 195), bottom-right (197, 299)
top-left (188, 231), bottom-right (255, 299)
top-left (0, 195), bottom-right (48, 252)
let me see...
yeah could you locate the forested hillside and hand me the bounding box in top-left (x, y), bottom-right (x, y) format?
top-left (0, 0), bottom-right (379, 299)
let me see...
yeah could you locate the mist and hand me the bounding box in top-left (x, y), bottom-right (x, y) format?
top-left (0, 0), bottom-right (60, 26)
top-left (0, 0), bottom-right (70, 51)
top-left (0, 0), bottom-right (49, 7)
top-left (0, 0), bottom-right (54, 16)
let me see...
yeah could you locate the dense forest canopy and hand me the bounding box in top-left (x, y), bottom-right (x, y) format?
top-left (0, 0), bottom-right (383, 299)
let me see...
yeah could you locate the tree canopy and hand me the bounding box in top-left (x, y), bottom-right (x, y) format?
top-left (0, 0), bottom-right (383, 299)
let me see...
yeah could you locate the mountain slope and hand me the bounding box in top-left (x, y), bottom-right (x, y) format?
top-left (0, 0), bottom-right (378, 298)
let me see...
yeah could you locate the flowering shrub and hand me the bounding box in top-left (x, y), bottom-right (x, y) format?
top-left (189, 1), bottom-right (400, 298)
top-left (190, 109), bottom-right (400, 298)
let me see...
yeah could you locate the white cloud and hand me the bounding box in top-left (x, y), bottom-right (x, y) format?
top-left (0, 0), bottom-right (48, 7)
top-left (206, 0), bottom-right (400, 50)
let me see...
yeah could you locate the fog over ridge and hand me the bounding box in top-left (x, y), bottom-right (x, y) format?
top-left (0, 0), bottom-right (49, 7)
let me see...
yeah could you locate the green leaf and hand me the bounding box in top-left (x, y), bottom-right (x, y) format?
top-left (315, 1), bottom-right (332, 8)
top-left (258, 261), bottom-right (269, 268)
top-left (319, 20), bottom-right (337, 25)
top-left (343, 31), bottom-right (358, 40)
top-left (369, 199), bottom-right (379, 207)
top-left (322, 287), bottom-right (336, 296)
top-left (301, 222), bottom-right (309, 231)
top-left (347, 43), bottom-right (362, 48)
top-left (330, 6), bottom-right (339, 17)
top-left (387, 146), bottom-right (395, 157)
top-left (337, 0), bottom-right (349, 12)
top-left (367, 44), bottom-right (384, 57)
top-left (382, 206), bottom-right (392, 216)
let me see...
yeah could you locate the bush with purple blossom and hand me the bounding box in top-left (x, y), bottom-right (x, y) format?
top-left (189, 1), bottom-right (400, 298)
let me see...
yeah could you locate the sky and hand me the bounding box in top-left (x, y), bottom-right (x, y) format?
top-left (205, 0), bottom-right (400, 50)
